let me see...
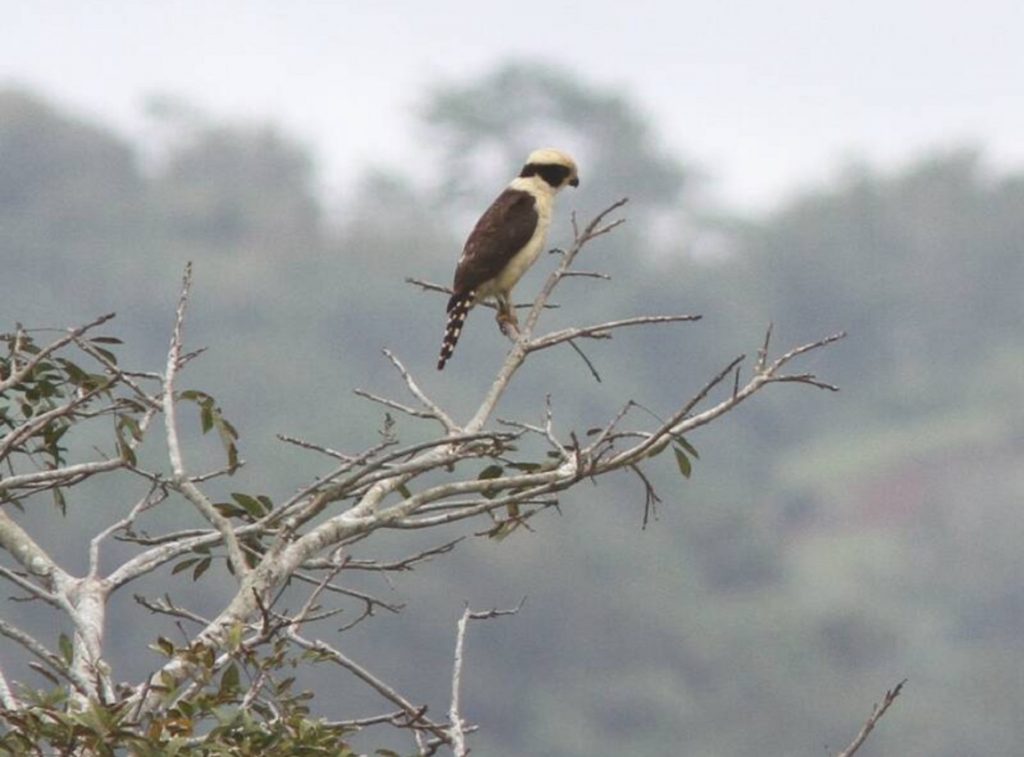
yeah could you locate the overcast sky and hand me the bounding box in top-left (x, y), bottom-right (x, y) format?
top-left (3, 0), bottom-right (1022, 212)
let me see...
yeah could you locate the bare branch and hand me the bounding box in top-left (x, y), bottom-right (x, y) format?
top-left (289, 571), bottom-right (403, 615)
top-left (354, 388), bottom-right (439, 421)
top-left (526, 313), bottom-right (701, 352)
top-left (769, 330), bottom-right (847, 371)
top-left (331, 537), bottom-right (465, 572)
top-left (287, 631), bottom-right (448, 745)
top-left (601, 354), bottom-right (745, 467)
top-left (89, 486), bottom-right (167, 578)
top-left (0, 458), bottom-right (126, 496)
top-left (0, 566), bottom-right (60, 607)
top-left (0, 617), bottom-right (90, 694)
top-left (561, 269), bottom-right (612, 280)
top-left (0, 509), bottom-right (72, 589)
top-left (836, 680), bottom-right (907, 757)
top-left (566, 338), bottom-right (602, 382)
top-left (382, 348), bottom-right (459, 433)
top-left (405, 278), bottom-right (558, 311)
top-left (449, 600), bottom-right (524, 756)
top-left (133, 594), bottom-right (211, 626)
top-left (161, 262), bottom-right (249, 579)
top-left (276, 433), bottom-right (355, 461)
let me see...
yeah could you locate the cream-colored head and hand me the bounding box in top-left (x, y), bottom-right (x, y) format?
top-left (517, 148), bottom-right (580, 190)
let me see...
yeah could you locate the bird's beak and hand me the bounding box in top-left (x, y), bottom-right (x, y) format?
top-left (569, 176), bottom-right (580, 187)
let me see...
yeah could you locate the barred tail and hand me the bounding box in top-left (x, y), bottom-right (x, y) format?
top-left (437, 292), bottom-right (474, 370)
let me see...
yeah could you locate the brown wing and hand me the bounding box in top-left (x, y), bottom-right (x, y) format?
top-left (452, 189), bottom-right (538, 294)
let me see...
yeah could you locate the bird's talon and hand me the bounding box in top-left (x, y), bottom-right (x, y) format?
top-left (496, 311), bottom-right (520, 339)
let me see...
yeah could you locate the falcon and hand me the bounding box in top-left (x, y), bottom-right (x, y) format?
top-left (437, 148), bottom-right (580, 370)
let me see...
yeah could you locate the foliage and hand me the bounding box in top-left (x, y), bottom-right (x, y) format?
top-left (0, 637), bottom-right (356, 755)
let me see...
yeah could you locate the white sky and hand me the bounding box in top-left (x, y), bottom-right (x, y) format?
top-left (2, 0), bottom-right (1022, 212)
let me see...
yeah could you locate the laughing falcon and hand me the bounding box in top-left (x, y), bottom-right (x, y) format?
top-left (437, 148), bottom-right (580, 370)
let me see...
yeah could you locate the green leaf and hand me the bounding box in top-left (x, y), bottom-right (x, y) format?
top-left (171, 558), bottom-right (198, 575)
top-left (179, 389), bottom-right (207, 402)
top-left (231, 492), bottom-right (265, 519)
top-left (89, 336), bottom-right (123, 345)
top-left (478, 465), bottom-right (503, 480)
top-left (227, 622), bottom-right (244, 652)
top-left (214, 502), bottom-right (246, 519)
top-left (508, 461), bottom-right (542, 472)
top-left (118, 414), bottom-right (142, 441)
top-left (199, 403), bottom-right (214, 433)
top-left (396, 483), bottom-right (412, 499)
top-left (673, 446), bottom-right (692, 479)
top-left (275, 676), bottom-right (295, 695)
top-left (673, 434), bottom-right (700, 460)
top-left (52, 486), bottom-right (67, 515)
top-left (92, 346), bottom-right (118, 365)
top-left (57, 358), bottom-right (90, 385)
top-left (218, 664), bottom-right (240, 698)
top-left (153, 636), bottom-right (176, 657)
top-left (192, 557), bottom-right (212, 581)
top-left (478, 464), bottom-right (504, 499)
top-left (213, 412), bottom-right (240, 472)
top-left (59, 633), bottom-right (73, 665)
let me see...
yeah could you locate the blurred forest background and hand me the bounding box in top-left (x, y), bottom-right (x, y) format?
top-left (1, 60), bottom-right (1023, 756)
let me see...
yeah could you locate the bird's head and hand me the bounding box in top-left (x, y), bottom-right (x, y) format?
top-left (519, 148), bottom-right (580, 191)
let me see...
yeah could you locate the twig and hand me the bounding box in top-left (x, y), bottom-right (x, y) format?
top-left (133, 594), bottom-right (211, 626)
top-left (276, 433), bottom-right (355, 461)
top-left (561, 270), bottom-right (612, 280)
top-left (161, 263), bottom-right (249, 579)
top-left (566, 339), bottom-right (602, 382)
top-left (835, 679), bottom-right (907, 757)
top-left (288, 630), bottom-right (447, 748)
top-left (382, 349), bottom-right (458, 433)
top-left (630, 463), bottom-right (662, 529)
top-left (310, 537), bottom-right (465, 572)
top-left (354, 389), bottom-right (438, 421)
top-left (405, 278), bottom-right (558, 311)
top-left (0, 566), bottom-right (60, 607)
top-left (0, 458), bottom-right (125, 495)
top-left (527, 313), bottom-right (701, 352)
top-left (0, 617), bottom-right (90, 694)
top-left (89, 486), bottom-right (167, 578)
top-left (449, 600), bottom-right (525, 756)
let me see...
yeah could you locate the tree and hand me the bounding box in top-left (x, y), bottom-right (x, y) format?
top-left (0, 200), bottom-right (876, 754)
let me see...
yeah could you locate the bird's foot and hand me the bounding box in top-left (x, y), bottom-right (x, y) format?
top-left (496, 309), bottom-right (520, 340)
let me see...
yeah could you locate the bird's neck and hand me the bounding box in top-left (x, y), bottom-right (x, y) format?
top-left (508, 175), bottom-right (559, 197)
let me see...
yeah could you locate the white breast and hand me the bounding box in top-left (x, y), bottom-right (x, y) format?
top-left (478, 177), bottom-right (556, 298)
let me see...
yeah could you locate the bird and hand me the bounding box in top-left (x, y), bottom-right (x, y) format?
top-left (437, 148), bottom-right (580, 370)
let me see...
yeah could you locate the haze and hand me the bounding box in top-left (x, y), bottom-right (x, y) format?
top-left (4, 0), bottom-right (1022, 210)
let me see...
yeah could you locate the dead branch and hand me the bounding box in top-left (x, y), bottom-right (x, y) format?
top-left (448, 600), bottom-right (524, 756)
top-left (835, 680), bottom-right (907, 757)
